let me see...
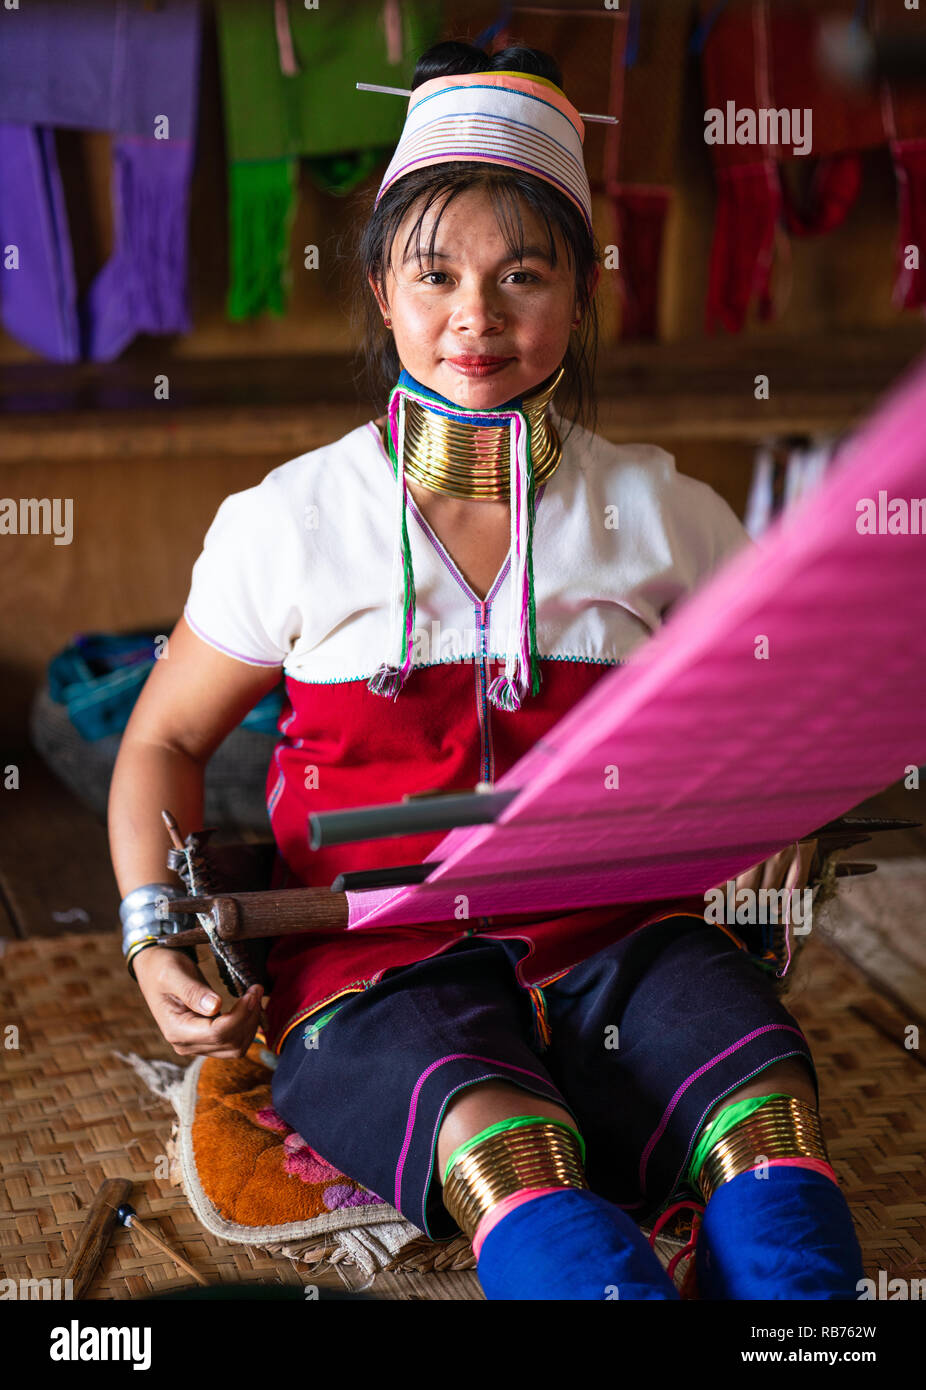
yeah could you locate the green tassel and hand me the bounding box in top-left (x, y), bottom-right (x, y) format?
top-left (386, 408), bottom-right (416, 673)
top-left (227, 158), bottom-right (297, 321)
top-left (305, 148), bottom-right (384, 196)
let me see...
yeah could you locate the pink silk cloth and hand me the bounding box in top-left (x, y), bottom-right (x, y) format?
top-left (347, 353), bottom-right (926, 929)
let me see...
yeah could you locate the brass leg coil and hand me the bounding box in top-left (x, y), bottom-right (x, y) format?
top-left (696, 1096), bottom-right (830, 1204)
top-left (442, 1121), bottom-right (587, 1243)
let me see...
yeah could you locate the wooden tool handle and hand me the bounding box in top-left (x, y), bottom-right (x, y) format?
top-left (64, 1177), bottom-right (132, 1298)
top-left (159, 888), bottom-right (350, 947)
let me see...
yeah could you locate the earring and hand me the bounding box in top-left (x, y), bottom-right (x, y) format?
top-left (384, 317), bottom-right (392, 328)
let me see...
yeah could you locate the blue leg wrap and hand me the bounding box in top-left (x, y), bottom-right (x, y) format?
top-left (476, 1188), bottom-right (680, 1301)
top-left (696, 1165), bottom-right (866, 1300)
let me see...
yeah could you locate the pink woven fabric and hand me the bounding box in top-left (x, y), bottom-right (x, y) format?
top-left (348, 353), bottom-right (926, 929)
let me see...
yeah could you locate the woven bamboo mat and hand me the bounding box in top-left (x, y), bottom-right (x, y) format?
top-left (1, 921), bottom-right (923, 1299)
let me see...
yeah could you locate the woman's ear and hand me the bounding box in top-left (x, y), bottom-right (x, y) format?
top-left (368, 271), bottom-right (388, 318)
top-left (573, 264), bottom-right (601, 326)
top-left (587, 263), bottom-right (602, 302)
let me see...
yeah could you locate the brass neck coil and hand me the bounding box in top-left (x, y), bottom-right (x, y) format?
top-left (379, 365), bottom-right (565, 501)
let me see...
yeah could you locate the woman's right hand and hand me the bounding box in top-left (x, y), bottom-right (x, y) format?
top-left (133, 945), bottom-right (264, 1059)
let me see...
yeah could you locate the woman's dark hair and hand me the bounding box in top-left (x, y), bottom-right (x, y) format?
top-left (346, 40), bottom-right (602, 441)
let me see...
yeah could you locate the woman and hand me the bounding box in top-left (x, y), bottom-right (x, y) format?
top-left (109, 40), bottom-right (865, 1300)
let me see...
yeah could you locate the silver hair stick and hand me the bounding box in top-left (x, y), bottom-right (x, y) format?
top-left (356, 81), bottom-right (618, 122)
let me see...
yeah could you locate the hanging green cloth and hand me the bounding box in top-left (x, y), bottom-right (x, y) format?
top-left (216, 0), bottom-right (443, 320)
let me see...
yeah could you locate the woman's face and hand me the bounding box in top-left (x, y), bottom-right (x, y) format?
top-left (370, 185), bottom-right (596, 410)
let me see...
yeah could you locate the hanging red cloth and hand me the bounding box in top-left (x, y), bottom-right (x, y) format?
top-left (610, 0), bottom-right (689, 339)
top-left (879, 0), bottom-right (926, 309)
top-left (700, 0), bottom-right (926, 332)
top-left (699, 1), bottom-right (784, 332)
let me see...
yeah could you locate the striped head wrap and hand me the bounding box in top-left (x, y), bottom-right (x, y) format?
top-left (374, 69), bottom-right (592, 232)
top-left (367, 69), bottom-right (592, 711)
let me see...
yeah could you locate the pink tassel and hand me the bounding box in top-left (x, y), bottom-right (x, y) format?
top-left (383, 0), bottom-right (403, 64)
top-left (274, 0), bottom-right (300, 77)
top-left (367, 664), bottom-right (407, 699)
top-left (486, 674), bottom-right (523, 712)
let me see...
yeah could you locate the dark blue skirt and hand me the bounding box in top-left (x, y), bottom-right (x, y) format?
top-left (271, 914), bottom-right (818, 1239)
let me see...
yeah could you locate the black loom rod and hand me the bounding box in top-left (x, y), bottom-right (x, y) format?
top-left (309, 788), bottom-right (520, 849)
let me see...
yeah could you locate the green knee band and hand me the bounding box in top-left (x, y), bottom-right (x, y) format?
top-left (687, 1093), bottom-right (792, 1189)
top-left (442, 1114), bottom-right (586, 1186)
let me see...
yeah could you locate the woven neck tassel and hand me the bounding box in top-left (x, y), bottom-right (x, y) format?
top-left (367, 391), bottom-right (417, 700)
top-left (368, 370), bottom-right (546, 706)
top-left (486, 411), bottom-right (541, 711)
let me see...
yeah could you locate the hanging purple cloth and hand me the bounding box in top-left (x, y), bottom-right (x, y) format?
top-left (0, 0), bottom-right (201, 362)
top-left (0, 125), bottom-right (80, 360)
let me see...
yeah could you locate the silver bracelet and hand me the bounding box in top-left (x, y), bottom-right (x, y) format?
top-left (119, 881), bottom-right (197, 958)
